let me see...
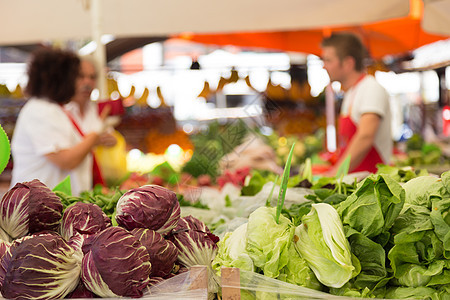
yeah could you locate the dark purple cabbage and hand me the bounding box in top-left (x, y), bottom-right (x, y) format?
top-left (60, 202), bottom-right (111, 251)
top-left (167, 215), bottom-right (219, 269)
top-left (0, 240), bottom-right (9, 262)
top-left (0, 179), bottom-right (63, 239)
top-left (81, 226), bottom-right (151, 298)
top-left (65, 281), bottom-right (95, 299)
top-left (131, 228), bottom-right (178, 278)
top-left (167, 216), bottom-right (220, 294)
top-left (0, 233), bottom-right (80, 299)
top-left (115, 184), bottom-right (180, 235)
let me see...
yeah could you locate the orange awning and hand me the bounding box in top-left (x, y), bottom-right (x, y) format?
top-left (177, 0), bottom-right (448, 59)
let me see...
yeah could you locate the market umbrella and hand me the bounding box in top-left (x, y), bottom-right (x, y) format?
top-left (177, 0), bottom-right (449, 59)
top-left (0, 0), bottom-right (411, 46)
top-left (422, 0), bottom-right (450, 35)
top-left (0, 0), bottom-right (412, 97)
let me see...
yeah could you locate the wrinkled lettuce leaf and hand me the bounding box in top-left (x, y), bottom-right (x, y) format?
top-left (277, 242), bottom-right (322, 290)
top-left (246, 207), bottom-right (293, 278)
top-left (430, 196), bottom-right (450, 256)
top-left (344, 226), bottom-right (388, 290)
top-left (385, 286), bottom-right (441, 299)
top-left (212, 223), bottom-right (254, 273)
top-left (294, 203), bottom-right (358, 288)
top-left (337, 174), bottom-right (404, 239)
top-left (403, 175), bottom-right (443, 207)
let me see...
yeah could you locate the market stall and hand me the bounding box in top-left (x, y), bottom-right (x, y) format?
top-left (2, 0), bottom-right (450, 299)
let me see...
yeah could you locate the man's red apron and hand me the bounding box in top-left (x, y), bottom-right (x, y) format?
top-left (337, 75), bottom-right (384, 173)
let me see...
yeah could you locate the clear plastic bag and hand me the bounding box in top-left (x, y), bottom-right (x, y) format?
top-left (220, 268), bottom-right (375, 300)
top-left (143, 266), bottom-right (208, 300)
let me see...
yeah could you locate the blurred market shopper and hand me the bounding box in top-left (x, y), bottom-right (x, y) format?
top-left (10, 48), bottom-right (114, 195)
top-left (64, 57), bottom-right (117, 186)
top-left (321, 32), bottom-right (392, 174)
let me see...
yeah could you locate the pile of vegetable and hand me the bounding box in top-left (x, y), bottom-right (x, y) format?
top-left (2, 146), bottom-right (450, 300)
top-left (394, 133), bottom-right (449, 167)
top-left (213, 162), bottom-right (450, 299)
top-left (0, 180), bottom-right (218, 299)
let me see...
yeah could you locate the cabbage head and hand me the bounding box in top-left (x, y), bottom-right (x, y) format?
top-left (403, 175), bottom-right (443, 207)
top-left (0, 239), bottom-right (9, 259)
top-left (0, 179), bottom-right (63, 239)
top-left (131, 228), bottom-right (178, 278)
top-left (168, 215), bottom-right (219, 295)
top-left (278, 242), bottom-right (322, 290)
top-left (337, 174), bottom-right (404, 239)
top-left (0, 233), bottom-right (81, 299)
top-left (294, 203), bottom-right (358, 288)
top-left (60, 202), bottom-right (111, 251)
top-left (81, 226), bottom-right (151, 298)
top-left (212, 223), bottom-right (254, 273)
top-left (246, 206), bottom-right (294, 279)
top-left (115, 184), bottom-right (180, 235)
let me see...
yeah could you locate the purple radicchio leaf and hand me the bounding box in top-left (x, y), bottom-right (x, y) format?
top-left (131, 228), bottom-right (178, 278)
top-left (81, 226), bottom-right (151, 298)
top-left (0, 179), bottom-right (63, 239)
top-left (60, 202), bottom-right (111, 251)
top-left (0, 233), bottom-right (81, 299)
top-left (167, 216), bottom-right (220, 294)
top-left (115, 184), bottom-right (180, 235)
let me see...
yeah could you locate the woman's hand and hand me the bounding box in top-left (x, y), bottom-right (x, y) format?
top-left (97, 132), bottom-right (117, 147)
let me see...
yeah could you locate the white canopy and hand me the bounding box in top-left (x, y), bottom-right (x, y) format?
top-left (1, 0), bottom-right (410, 45)
top-left (422, 0), bottom-right (450, 35)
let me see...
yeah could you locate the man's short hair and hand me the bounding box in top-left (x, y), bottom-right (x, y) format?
top-left (321, 32), bottom-right (367, 71)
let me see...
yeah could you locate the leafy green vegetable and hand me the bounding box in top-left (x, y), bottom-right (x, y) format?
top-left (376, 165), bottom-right (428, 183)
top-left (246, 206), bottom-right (294, 279)
top-left (177, 194), bottom-right (209, 209)
top-left (276, 143), bottom-right (295, 224)
top-left (336, 155), bottom-right (351, 178)
top-left (281, 202), bottom-right (312, 226)
top-left (52, 175), bottom-right (72, 196)
top-left (277, 242), bottom-right (322, 290)
top-left (212, 223), bottom-right (254, 273)
top-left (344, 226), bottom-right (388, 290)
top-left (337, 174), bottom-right (405, 239)
top-left (241, 170), bottom-right (268, 196)
top-left (385, 286), bottom-right (440, 299)
top-left (148, 161), bottom-right (179, 185)
top-left (403, 175), bottom-right (443, 207)
top-left (182, 120), bottom-right (249, 178)
top-left (294, 203), bottom-right (358, 288)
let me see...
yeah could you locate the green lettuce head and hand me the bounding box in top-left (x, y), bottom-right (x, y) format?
top-left (212, 223), bottom-right (254, 273)
top-left (403, 175), bottom-right (443, 208)
top-left (294, 203), bottom-right (358, 288)
top-left (337, 174), bottom-right (404, 239)
top-left (246, 207), bottom-right (294, 278)
top-left (277, 242), bottom-right (322, 290)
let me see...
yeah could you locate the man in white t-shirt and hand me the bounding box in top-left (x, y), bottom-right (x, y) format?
top-left (321, 32), bottom-right (392, 174)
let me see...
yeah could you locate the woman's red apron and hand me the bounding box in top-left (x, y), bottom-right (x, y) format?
top-left (337, 75), bottom-right (383, 173)
top-left (61, 107), bottom-right (105, 187)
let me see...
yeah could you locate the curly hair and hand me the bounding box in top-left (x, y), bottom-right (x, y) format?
top-left (25, 47), bottom-right (80, 104)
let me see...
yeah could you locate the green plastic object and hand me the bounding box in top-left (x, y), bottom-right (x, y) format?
top-left (0, 124), bottom-right (10, 175)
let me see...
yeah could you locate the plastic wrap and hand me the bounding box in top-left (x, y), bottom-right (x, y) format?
top-left (142, 266), bottom-right (208, 299)
top-left (221, 268), bottom-right (376, 300)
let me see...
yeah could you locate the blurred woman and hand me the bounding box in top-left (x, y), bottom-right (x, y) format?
top-left (11, 48), bottom-right (113, 195)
